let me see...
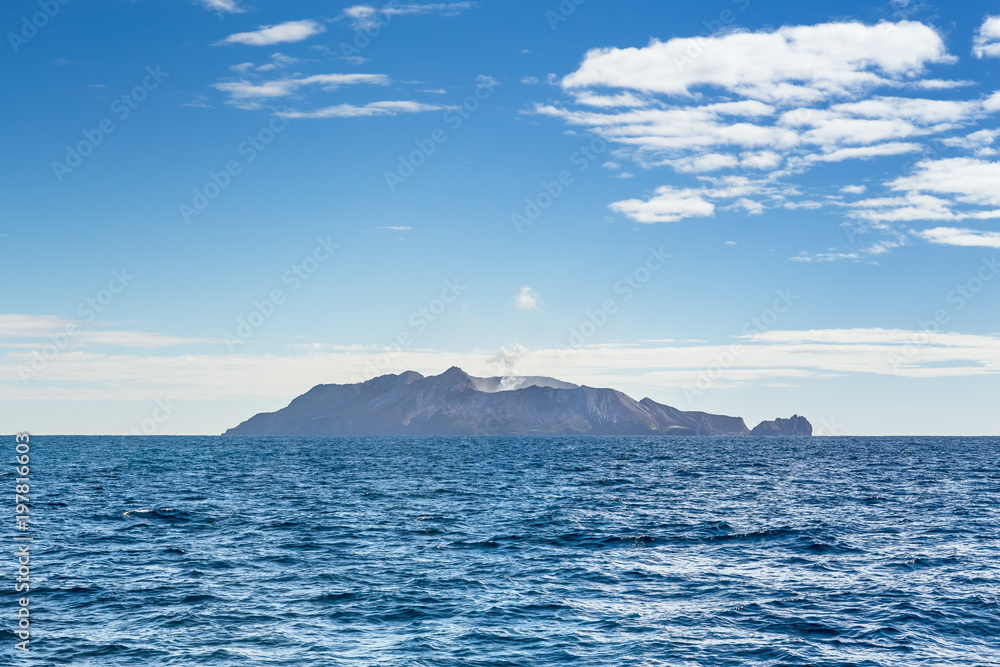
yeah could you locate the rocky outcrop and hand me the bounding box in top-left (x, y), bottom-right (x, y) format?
top-left (750, 415), bottom-right (813, 436)
top-left (225, 367), bottom-right (810, 437)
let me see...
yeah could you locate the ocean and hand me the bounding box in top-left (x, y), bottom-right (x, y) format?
top-left (9, 435), bottom-right (1000, 665)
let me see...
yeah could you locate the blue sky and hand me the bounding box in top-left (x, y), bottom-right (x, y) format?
top-left (2, 0), bottom-right (1000, 435)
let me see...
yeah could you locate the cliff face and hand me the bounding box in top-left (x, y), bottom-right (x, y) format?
top-left (225, 367), bottom-right (810, 437)
top-left (750, 415), bottom-right (813, 436)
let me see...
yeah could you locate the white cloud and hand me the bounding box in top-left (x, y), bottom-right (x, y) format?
top-left (986, 91), bottom-right (1000, 113)
top-left (840, 184), bottom-right (867, 194)
top-left (0, 314), bottom-right (71, 338)
top-left (878, 199), bottom-right (963, 223)
top-left (367, 225), bottom-right (413, 234)
top-left (610, 186), bottom-right (715, 223)
top-left (342, 5), bottom-right (381, 29)
top-left (609, 174), bottom-right (805, 224)
top-left (532, 65), bottom-right (997, 182)
top-left (731, 198), bottom-right (766, 215)
top-left (571, 91), bottom-right (650, 108)
top-left (889, 157), bottom-right (1000, 207)
top-left (513, 286), bottom-right (540, 311)
top-left (531, 19), bottom-right (1000, 251)
top-left (850, 193), bottom-right (976, 223)
top-left (791, 234), bottom-right (910, 262)
top-left (916, 227), bottom-right (1000, 248)
top-left (214, 80), bottom-right (293, 100)
top-left (183, 95), bottom-right (213, 108)
top-left (342, 3), bottom-right (474, 30)
top-left (532, 104), bottom-right (799, 170)
top-left (212, 73), bottom-right (391, 107)
top-left (476, 74), bottom-right (499, 89)
top-left (808, 141), bottom-right (923, 162)
top-left (941, 128), bottom-right (1000, 151)
top-left (562, 21), bottom-right (953, 102)
top-left (75, 332), bottom-right (215, 348)
top-left (791, 250), bottom-right (857, 263)
top-left (211, 65), bottom-right (452, 119)
top-left (864, 237), bottom-right (909, 256)
top-left (278, 100), bottom-right (450, 119)
top-left (741, 151), bottom-right (782, 170)
top-left (218, 20), bottom-right (326, 46)
top-left (5, 329), bottom-right (1000, 402)
top-left (199, 0), bottom-right (244, 13)
top-left (0, 314), bottom-right (213, 348)
top-left (521, 76), bottom-right (539, 85)
top-left (254, 52), bottom-right (301, 72)
top-left (973, 15), bottom-right (1000, 58)
top-left (780, 97), bottom-right (985, 155)
top-left (673, 153), bottom-right (739, 173)
top-left (913, 78), bottom-right (977, 89)
top-left (827, 96), bottom-right (982, 124)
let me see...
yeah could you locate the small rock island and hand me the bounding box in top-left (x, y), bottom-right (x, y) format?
top-left (225, 367), bottom-right (812, 437)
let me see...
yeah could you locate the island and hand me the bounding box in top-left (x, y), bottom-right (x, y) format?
top-left (225, 367), bottom-right (812, 437)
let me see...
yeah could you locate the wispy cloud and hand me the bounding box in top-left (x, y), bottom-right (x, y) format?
top-left (368, 225), bottom-right (413, 233)
top-left (213, 73), bottom-right (390, 102)
top-left (218, 20), bottom-right (325, 46)
top-left (198, 0), bottom-right (245, 14)
top-left (0, 314), bottom-right (70, 338)
top-left (850, 158), bottom-right (1000, 223)
top-left (791, 237), bottom-right (909, 263)
top-left (278, 100), bottom-right (450, 119)
top-left (4, 329), bottom-right (1000, 401)
top-left (341, 3), bottom-right (474, 30)
top-left (0, 314), bottom-right (214, 348)
top-left (254, 52), bottom-right (302, 72)
top-left (211, 52), bottom-right (453, 118)
top-left (183, 95), bottom-right (213, 108)
top-left (212, 72), bottom-right (395, 110)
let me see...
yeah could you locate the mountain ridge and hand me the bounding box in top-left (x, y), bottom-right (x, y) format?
top-left (225, 367), bottom-right (812, 437)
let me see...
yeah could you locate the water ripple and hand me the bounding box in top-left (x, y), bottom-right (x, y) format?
top-left (20, 435), bottom-right (1000, 666)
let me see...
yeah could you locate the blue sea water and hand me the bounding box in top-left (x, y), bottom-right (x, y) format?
top-left (6, 435), bottom-right (1000, 666)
